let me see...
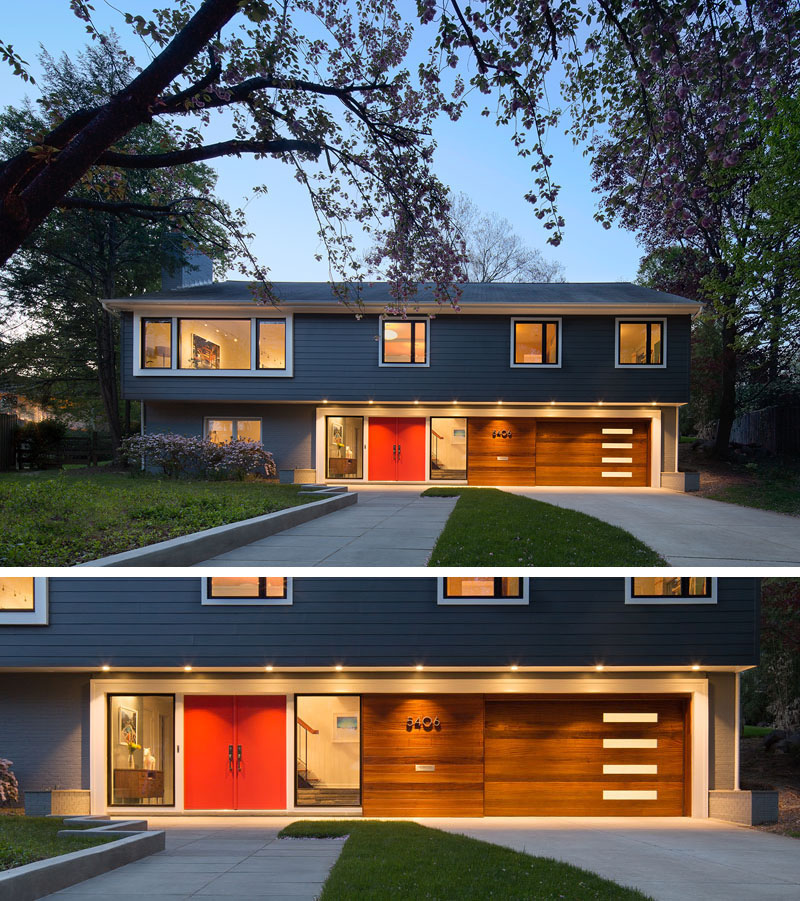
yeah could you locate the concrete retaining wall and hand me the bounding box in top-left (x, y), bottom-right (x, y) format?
top-left (709, 790), bottom-right (780, 825)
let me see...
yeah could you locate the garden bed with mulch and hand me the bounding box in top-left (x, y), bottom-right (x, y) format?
top-left (740, 736), bottom-right (800, 838)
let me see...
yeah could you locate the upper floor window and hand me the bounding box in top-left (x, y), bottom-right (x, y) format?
top-left (205, 418), bottom-right (262, 444)
top-left (380, 318), bottom-right (428, 366)
top-left (626, 577), bottom-right (716, 604)
top-left (438, 577), bottom-right (528, 605)
top-left (616, 319), bottom-right (665, 367)
top-left (0, 577), bottom-right (48, 624)
top-left (202, 577), bottom-right (292, 606)
top-left (511, 319), bottom-right (560, 367)
top-left (134, 314), bottom-right (292, 376)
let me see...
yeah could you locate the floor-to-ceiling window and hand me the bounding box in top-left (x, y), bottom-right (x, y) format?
top-left (430, 417), bottom-right (467, 480)
top-left (325, 416), bottom-right (363, 479)
top-left (296, 695), bottom-right (361, 806)
top-left (107, 694), bottom-right (175, 806)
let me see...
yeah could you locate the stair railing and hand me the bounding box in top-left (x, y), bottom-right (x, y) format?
top-left (296, 716), bottom-right (319, 785)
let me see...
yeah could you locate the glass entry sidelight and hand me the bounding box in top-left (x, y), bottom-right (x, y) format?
top-left (326, 416), bottom-right (363, 479)
top-left (108, 695), bottom-right (175, 806)
top-left (430, 418), bottom-right (467, 480)
top-left (296, 696), bottom-right (361, 807)
top-left (184, 695), bottom-right (286, 810)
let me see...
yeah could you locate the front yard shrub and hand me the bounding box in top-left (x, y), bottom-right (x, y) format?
top-left (0, 760), bottom-right (19, 805)
top-left (120, 433), bottom-right (277, 480)
top-left (14, 419), bottom-right (66, 468)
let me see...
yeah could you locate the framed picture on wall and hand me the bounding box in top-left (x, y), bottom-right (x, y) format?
top-left (119, 706), bottom-right (138, 745)
top-left (332, 713), bottom-right (359, 742)
top-left (191, 334), bottom-right (221, 369)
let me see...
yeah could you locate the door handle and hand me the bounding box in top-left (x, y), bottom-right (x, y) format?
top-left (237, 744), bottom-right (242, 772)
top-left (228, 745), bottom-right (234, 772)
top-left (392, 444), bottom-right (396, 460)
top-left (397, 443), bottom-right (401, 458)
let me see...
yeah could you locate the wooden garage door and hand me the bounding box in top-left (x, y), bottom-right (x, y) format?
top-left (361, 695), bottom-right (484, 816)
top-left (485, 696), bottom-right (689, 816)
top-left (535, 419), bottom-right (650, 487)
top-left (467, 418), bottom-right (536, 486)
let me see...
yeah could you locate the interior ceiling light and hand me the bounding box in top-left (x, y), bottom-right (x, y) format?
top-left (384, 328), bottom-right (398, 340)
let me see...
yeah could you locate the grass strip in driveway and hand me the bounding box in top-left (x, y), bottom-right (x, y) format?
top-left (0, 471), bottom-right (313, 566)
top-left (422, 487), bottom-right (665, 566)
top-left (0, 816), bottom-right (115, 871)
top-left (279, 821), bottom-right (652, 901)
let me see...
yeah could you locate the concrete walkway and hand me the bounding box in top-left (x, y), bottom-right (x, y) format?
top-left (45, 819), bottom-right (344, 900)
top-left (510, 486), bottom-right (800, 566)
top-left (196, 488), bottom-right (456, 566)
top-left (426, 816), bottom-right (800, 901)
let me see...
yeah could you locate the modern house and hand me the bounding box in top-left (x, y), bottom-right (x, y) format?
top-left (104, 260), bottom-right (701, 488)
top-left (0, 574), bottom-right (759, 820)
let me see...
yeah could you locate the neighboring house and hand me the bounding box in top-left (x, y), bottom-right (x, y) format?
top-left (0, 575), bottom-right (757, 819)
top-left (103, 258), bottom-right (701, 488)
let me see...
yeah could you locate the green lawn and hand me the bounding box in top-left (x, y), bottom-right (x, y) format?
top-left (742, 725), bottom-right (774, 738)
top-left (279, 821), bottom-right (652, 901)
top-left (0, 471), bottom-right (314, 566)
top-left (423, 487), bottom-right (664, 566)
top-left (702, 463), bottom-right (800, 516)
top-left (0, 816), bottom-right (115, 872)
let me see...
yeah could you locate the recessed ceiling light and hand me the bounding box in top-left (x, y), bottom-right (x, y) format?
top-left (691, 664), bottom-right (700, 671)
top-left (101, 665), bottom-right (110, 672)
top-left (510, 664), bottom-right (519, 671)
top-left (415, 664), bottom-right (424, 671)
top-left (265, 665), bottom-right (273, 672)
top-left (335, 664), bottom-right (343, 671)
top-left (595, 664), bottom-right (604, 671)
top-left (183, 665), bottom-right (193, 672)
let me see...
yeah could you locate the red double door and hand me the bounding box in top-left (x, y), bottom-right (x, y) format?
top-left (368, 417), bottom-right (426, 481)
top-left (184, 695), bottom-right (285, 810)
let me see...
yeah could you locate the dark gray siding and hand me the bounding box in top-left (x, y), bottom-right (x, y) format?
top-left (0, 674), bottom-right (89, 791)
top-left (122, 313), bottom-right (691, 403)
top-left (145, 402), bottom-right (315, 470)
top-left (0, 578), bottom-right (758, 668)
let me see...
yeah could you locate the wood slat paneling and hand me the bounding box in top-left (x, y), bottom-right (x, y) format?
top-left (535, 419), bottom-right (650, 487)
top-left (467, 418), bottom-right (536, 485)
top-left (484, 697), bottom-right (688, 816)
top-left (361, 694), bottom-right (485, 816)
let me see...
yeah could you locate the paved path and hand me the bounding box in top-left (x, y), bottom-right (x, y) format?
top-left (509, 486), bottom-right (800, 566)
top-left (46, 819), bottom-right (343, 900)
top-left (424, 816), bottom-right (800, 901)
top-left (196, 488), bottom-right (456, 566)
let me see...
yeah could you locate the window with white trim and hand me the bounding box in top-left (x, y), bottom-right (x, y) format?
top-left (0, 577), bottom-right (48, 624)
top-left (438, 577), bottom-right (528, 605)
top-left (202, 577), bottom-right (292, 605)
top-left (626, 577), bottom-right (716, 604)
top-left (511, 318), bottom-right (561, 366)
top-left (616, 319), bottom-right (665, 366)
top-left (134, 314), bottom-right (292, 376)
top-left (204, 418), bottom-right (262, 444)
top-left (380, 318), bottom-right (429, 366)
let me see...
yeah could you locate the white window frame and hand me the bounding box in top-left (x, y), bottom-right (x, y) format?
top-left (0, 577), bottom-right (48, 625)
top-left (378, 315), bottom-right (431, 368)
top-left (437, 577), bottom-right (529, 606)
top-left (615, 317), bottom-right (667, 369)
top-left (201, 577), bottom-right (293, 606)
top-left (133, 313), bottom-right (293, 377)
top-left (625, 577), bottom-right (717, 605)
top-left (510, 317), bottom-right (562, 368)
top-left (203, 416), bottom-right (263, 444)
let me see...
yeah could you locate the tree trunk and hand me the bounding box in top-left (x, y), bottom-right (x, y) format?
top-left (96, 219), bottom-right (123, 459)
top-left (713, 314), bottom-right (738, 457)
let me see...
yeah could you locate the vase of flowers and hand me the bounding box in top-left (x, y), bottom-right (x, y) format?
top-left (126, 741), bottom-right (141, 768)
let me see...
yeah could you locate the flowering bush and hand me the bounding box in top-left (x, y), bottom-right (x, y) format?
top-left (120, 433), bottom-right (277, 481)
top-left (0, 759), bottom-right (19, 804)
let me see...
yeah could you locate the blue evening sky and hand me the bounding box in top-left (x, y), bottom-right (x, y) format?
top-left (1, 2), bottom-right (644, 283)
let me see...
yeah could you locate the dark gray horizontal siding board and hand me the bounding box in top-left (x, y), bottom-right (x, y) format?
top-left (145, 401), bottom-right (315, 470)
top-left (0, 578), bottom-right (757, 667)
top-left (122, 313), bottom-right (691, 403)
top-left (0, 674), bottom-right (89, 791)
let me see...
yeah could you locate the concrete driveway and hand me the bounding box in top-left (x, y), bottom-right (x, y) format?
top-left (510, 487), bottom-right (800, 566)
top-left (425, 816), bottom-right (800, 901)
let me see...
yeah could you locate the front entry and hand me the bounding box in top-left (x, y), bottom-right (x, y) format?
top-left (368, 417), bottom-right (426, 481)
top-left (184, 695), bottom-right (286, 810)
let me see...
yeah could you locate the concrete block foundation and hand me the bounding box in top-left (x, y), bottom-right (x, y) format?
top-left (709, 789), bottom-right (780, 825)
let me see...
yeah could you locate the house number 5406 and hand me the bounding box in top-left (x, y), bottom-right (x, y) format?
top-left (406, 716), bottom-right (440, 731)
